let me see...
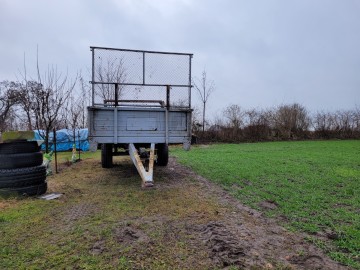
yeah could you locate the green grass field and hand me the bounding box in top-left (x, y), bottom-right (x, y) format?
top-left (0, 141), bottom-right (359, 269)
top-left (172, 140), bottom-right (360, 268)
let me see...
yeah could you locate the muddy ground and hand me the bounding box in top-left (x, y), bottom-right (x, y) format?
top-left (142, 157), bottom-right (348, 270)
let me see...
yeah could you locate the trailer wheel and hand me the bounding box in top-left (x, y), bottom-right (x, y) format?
top-left (101, 144), bottom-right (113, 168)
top-left (156, 143), bottom-right (169, 166)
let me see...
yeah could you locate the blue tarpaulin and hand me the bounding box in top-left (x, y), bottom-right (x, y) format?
top-left (34, 129), bottom-right (89, 152)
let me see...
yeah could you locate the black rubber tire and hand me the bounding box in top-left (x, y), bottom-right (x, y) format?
top-left (156, 143), bottom-right (169, 166)
top-left (0, 165), bottom-right (47, 188)
top-left (101, 144), bottom-right (113, 168)
top-left (0, 182), bottom-right (47, 197)
top-left (0, 141), bottom-right (40, 154)
top-left (0, 152), bottom-right (43, 169)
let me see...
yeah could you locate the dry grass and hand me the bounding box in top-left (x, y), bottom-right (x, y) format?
top-left (0, 149), bottom-right (351, 269)
top-left (0, 153), bottom-right (224, 269)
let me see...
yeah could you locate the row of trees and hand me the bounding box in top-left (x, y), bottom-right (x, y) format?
top-left (0, 68), bottom-right (90, 152)
top-left (193, 103), bottom-right (360, 142)
top-left (192, 70), bottom-right (359, 142)
top-left (1, 61), bottom-right (358, 148)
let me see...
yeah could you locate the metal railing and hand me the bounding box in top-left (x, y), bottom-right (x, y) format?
top-left (90, 47), bottom-right (193, 108)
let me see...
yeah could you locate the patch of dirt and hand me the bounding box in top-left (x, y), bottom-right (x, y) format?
top-left (196, 222), bottom-right (246, 268)
top-left (61, 202), bottom-right (99, 231)
top-left (90, 240), bottom-right (106, 255)
top-left (289, 255), bottom-right (325, 270)
top-left (115, 226), bottom-right (150, 245)
top-left (258, 200), bottom-right (279, 210)
top-left (0, 200), bottom-right (16, 210)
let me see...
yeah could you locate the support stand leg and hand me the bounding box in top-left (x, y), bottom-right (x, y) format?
top-left (128, 143), bottom-right (155, 188)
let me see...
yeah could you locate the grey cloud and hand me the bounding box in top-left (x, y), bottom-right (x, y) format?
top-left (0, 0), bottom-right (359, 117)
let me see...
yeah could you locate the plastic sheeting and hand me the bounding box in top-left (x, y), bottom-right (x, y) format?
top-left (34, 129), bottom-right (89, 152)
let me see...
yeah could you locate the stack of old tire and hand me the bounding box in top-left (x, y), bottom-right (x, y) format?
top-left (0, 141), bottom-right (47, 197)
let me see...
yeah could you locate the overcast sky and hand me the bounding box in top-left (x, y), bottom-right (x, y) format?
top-left (1, 0), bottom-right (359, 118)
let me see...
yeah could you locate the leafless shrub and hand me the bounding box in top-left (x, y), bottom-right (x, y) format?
top-left (242, 108), bottom-right (273, 141)
top-left (314, 109), bottom-right (360, 139)
top-left (220, 104), bottom-right (244, 141)
top-left (272, 103), bottom-right (310, 139)
top-left (223, 104), bottom-right (245, 129)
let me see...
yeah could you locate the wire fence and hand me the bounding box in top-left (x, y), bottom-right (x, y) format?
top-left (91, 47), bottom-right (193, 108)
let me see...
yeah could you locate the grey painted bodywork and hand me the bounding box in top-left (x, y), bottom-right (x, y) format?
top-left (88, 106), bottom-right (192, 146)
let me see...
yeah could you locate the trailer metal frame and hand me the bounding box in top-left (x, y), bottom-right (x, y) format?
top-left (88, 46), bottom-right (193, 186)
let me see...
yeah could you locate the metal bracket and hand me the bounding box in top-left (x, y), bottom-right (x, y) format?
top-left (128, 143), bottom-right (155, 187)
top-left (114, 107), bottom-right (118, 144)
top-left (165, 85), bottom-right (170, 144)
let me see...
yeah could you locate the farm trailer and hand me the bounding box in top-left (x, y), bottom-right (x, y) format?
top-left (87, 47), bottom-right (193, 187)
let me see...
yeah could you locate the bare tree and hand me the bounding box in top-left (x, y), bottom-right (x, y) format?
top-left (16, 80), bottom-right (42, 130)
top-left (63, 74), bottom-right (90, 130)
top-left (66, 92), bottom-right (86, 142)
top-left (0, 81), bottom-right (21, 132)
top-left (30, 67), bottom-right (77, 152)
top-left (96, 57), bottom-right (127, 102)
top-left (313, 111), bottom-right (332, 134)
top-left (244, 108), bottom-right (258, 127)
top-left (273, 103), bottom-right (310, 139)
top-left (313, 109), bottom-right (359, 138)
top-left (223, 104), bottom-right (244, 129)
top-left (336, 110), bottom-right (350, 132)
top-left (193, 69), bottom-right (215, 132)
top-left (354, 106), bottom-right (360, 132)
top-left (242, 108), bottom-right (273, 141)
top-left (15, 52), bottom-right (35, 130)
